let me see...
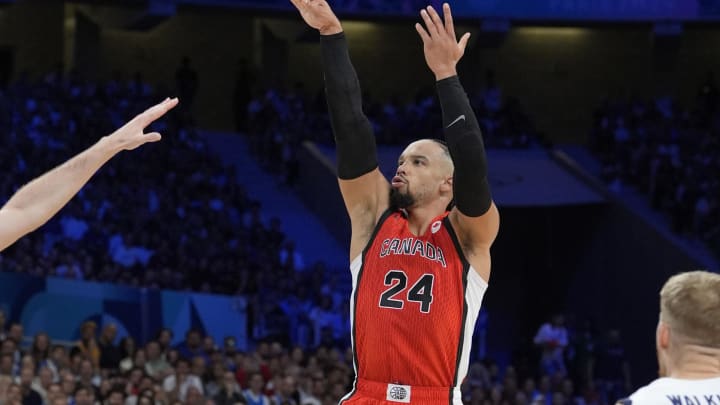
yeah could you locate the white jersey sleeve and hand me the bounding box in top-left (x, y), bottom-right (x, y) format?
top-left (622, 377), bottom-right (720, 404)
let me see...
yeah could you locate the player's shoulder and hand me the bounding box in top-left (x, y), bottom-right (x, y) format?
top-left (622, 378), bottom-right (667, 404)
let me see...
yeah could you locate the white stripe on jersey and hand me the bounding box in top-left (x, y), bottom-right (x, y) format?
top-left (339, 255), bottom-right (364, 403)
top-left (454, 266), bottom-right (489, 393)
top-left (629, 377), bottom-right (720, 404)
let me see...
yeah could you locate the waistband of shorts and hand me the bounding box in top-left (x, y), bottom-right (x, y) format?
top-left (352, 378), bottom-right (460, 403)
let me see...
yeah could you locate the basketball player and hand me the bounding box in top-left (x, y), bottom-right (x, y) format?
top-left (617, 271), bottom-right (720, 404)
top-left (0, 97), bottom-right (179, 252)
top-left (290, 1), bottom-right (499, 403)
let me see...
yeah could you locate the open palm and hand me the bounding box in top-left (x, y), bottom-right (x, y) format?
top-left (415, 3), bottom-right (471, 80)
top-left (289, 0), bottom-right (342, 35)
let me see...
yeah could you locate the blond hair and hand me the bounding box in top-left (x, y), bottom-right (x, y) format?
top-left (660, 270), bottom-right (720, 348)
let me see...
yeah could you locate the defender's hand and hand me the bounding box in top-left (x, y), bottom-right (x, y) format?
top-left (415, 3), bottom-right (471, 81)
top-left (289, 0), bottom-right (343, 35)
top-left (105, 97), bottom-right (178, 152)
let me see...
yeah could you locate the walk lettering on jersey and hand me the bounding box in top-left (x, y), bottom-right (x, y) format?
top-left (379, 237), bottom-right (447, 268)
top-left (665, 394), bottom-right (720, 405)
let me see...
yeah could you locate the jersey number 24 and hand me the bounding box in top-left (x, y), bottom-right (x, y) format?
top-left (378, 270), bottom-right (434, 313)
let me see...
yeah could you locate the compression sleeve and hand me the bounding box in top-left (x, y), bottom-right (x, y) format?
top-left (436, 75), bottom-right (492, 217)
top-left (320, 32), bottom-right (378, 180)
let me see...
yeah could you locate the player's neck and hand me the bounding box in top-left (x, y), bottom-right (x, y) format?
top-left (668, 344), bottom-right (720, 380)
top-left (406, 204), bottom-right (446, 236)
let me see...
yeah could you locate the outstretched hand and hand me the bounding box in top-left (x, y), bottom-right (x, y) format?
top-left (415, 3), bottom-right (471, 81)
top-left (289, 0), bottom-right (343, 35)
top-left (107, 97), bottom-right (179, 151)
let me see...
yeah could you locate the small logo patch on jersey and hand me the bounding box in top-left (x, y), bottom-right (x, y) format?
top-left (386, 384), bottom-right (411, 403)
top-left (431, 220), bottom-right (442, 234)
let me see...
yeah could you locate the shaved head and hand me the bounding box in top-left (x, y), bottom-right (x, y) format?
top-left (403, 139), bottom-right (454, 177)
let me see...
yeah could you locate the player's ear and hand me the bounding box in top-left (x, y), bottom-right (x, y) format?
top-left (657, 320), bottom-right (670, 349)
top-left (440, 176), bottom-right (453, 193)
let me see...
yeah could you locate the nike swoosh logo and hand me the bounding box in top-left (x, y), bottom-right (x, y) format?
top-left (447, 115), bottom-right (466, 128)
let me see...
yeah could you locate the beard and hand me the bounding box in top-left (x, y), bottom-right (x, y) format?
top-left (390, 187), bottom-right (415, 210)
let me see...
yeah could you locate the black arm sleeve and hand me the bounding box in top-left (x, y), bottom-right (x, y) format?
top-left (437, 75), bottom-right (492, 217)
top-left (320, 32), bottom-right (378, 180)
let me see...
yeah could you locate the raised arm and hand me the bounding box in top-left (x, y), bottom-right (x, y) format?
top-left (416, 4), bottom-right (499, 280)
top-left (0, 97), bottom-right (179, 252)
top-left (290, 0), bottom-right (389, 261)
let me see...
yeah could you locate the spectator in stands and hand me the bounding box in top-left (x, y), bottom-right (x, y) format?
top-left (145, 341), bottom-right (171, 380)
top-left (175, 330), bottom-right (205, 362)
top-left (534, 314), bottom-right (569, 377)
top-left (98, 324), bottom-right (120, 371)
top-left (76, 359), bottom-right (100, 396)
top-left (45, 383), bottom-right (64, 405)
top-left (298, 371), bottom-right (323, 405)
top-left (106, 388), bottom-right (126, 405)
top-left (273, 375), bottom-right (300, 405)
top-left (73, 385), bottom-right (95, 405)
top-left (73, 322), bottom-right (100, 369)
top-left (118, 337), bottom-right (137, 373)
top-left (157, 328), bottom-right (174, 355)
top-left (1, 339), bottom-right (20, 376)
top-left (213, 370), bottom-right (246, 405)
top-left (31, 366), bottom-right (53, 403)
top-left (243, 372), bottom-right (270, 405)
top-left (190, 356), bottom-right (207, 385)
top-left (163, 358), bottom-right (203, 402)
top-left (6, 383), bottom-right (21, 405)
top-left (46, 345), bottom-right (68, 381)
top-left (202, 336), bottom-right (217, 356)
top-left (18, 366), bottom-right (42, 405)
top-left (185, 385), bottom-right (204, 405)
top-left (594, 329), bottom-right (630, 403)
top-left (7, 324), bottom-right (22, 350)
top-left (132, 349), bottom-right (148, 375)
top-left (60, 371), bottom-right (76, 399)
top-left (279, 241), bottom-right (305, 273)
top-left (30, 333), bottom-right (50, 368)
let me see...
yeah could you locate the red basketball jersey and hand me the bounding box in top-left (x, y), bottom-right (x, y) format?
top-left (343, 210), bottom-right (488, 400)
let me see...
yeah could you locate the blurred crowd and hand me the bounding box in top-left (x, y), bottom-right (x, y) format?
top-left (0, 316), bottom-right (354, 405)
top-left (0, 69), bottom-right (307, 295)
top-left (0, 69), bottom-right (356, 352)
top-left (0, 309), bottom-right (631, 405)
top-left (241, 71), bottom-right (539, 186)
top-left (590, 73), bottom-right (720, 254)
